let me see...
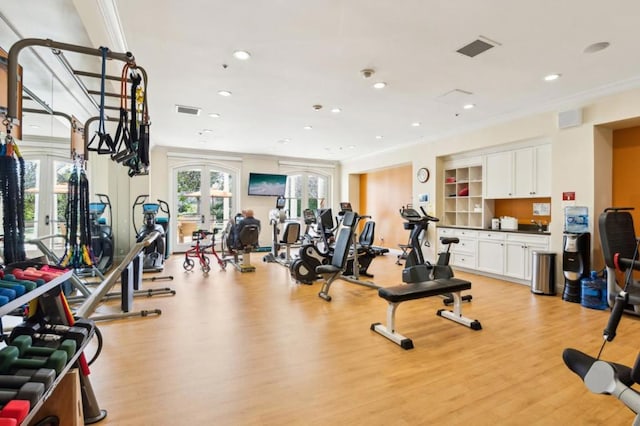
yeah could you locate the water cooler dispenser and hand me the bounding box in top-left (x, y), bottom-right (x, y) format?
top-left (562, 205), bottom-right (591, 302)
top-left (562, 233), bottom-right (590, 302)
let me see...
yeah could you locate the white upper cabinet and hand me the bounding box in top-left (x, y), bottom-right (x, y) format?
top-left (484, 144), bottom-right (551, 199)
top-left (484, 151), bottom-right (513, 198)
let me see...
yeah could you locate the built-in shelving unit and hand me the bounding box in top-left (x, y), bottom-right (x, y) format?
top-left (443, 165), bottom-right (483, 228)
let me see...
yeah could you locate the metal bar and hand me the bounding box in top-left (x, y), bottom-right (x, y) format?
top-left (23, 107), bottom-right (72, 126)
top-left (22, 86), bottom-right (53, 114)
top-left (87, 90), bottom-right (128, 99)
top-left (75, 231), bottom-right (159, 318)
top-left (7, 38), bottom-right (135, 120)
top-left (52, 50), bottom-right (100, 113)
top-left (74, 69), bottom-right (130, 82)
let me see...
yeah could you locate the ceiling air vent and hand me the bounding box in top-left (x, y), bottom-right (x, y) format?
top-left (456, 36), bottom-right (499, 58)
top-left (175, 105), bottom-right (201, 116)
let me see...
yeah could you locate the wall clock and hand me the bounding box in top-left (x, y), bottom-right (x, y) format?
top-left (417, 167), bottom-right (430, 183)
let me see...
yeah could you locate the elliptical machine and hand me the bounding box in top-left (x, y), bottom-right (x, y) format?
top-left (399, 205), bottom-right (472, 305)
top-left (88, 193), bottom-right (114, 273)
top-left (132, 195), bottom-right (171, 272)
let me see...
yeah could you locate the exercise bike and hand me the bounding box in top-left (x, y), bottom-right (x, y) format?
top-left (289, 208), bottom-right (334, 284)
top-left (263, 196), bottom-right (301, 267)
top-left (88, 193), bottom-right (114, 273)
top-left (399, 205), bottom-right (472, 305)
top-left (132, 195), bottom-right (170, 272)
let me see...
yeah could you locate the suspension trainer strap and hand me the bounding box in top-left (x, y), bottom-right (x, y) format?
top-left (88, 47), bottom-right (115, 154)
top-left (111, 63), bottom-right (132, 161)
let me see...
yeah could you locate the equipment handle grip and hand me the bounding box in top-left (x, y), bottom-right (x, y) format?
top-left (419, 206), bottom-right (440, 222)
top-left (604, 292), bottom-right (628, 342)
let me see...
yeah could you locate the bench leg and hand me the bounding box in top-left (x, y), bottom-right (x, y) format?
top-left (437, 291), bottom-right (482, 330)
top-left (318, 272), bottom-right (339, 301)
top-left (370, 302), bottom-right (414, 350)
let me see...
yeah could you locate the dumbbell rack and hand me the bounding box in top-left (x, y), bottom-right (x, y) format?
top-left (0, 268), bottom-right (105, 424)
top-left (0, 269), bottom-right (73, 317)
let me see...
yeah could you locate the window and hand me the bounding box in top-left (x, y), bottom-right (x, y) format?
top-left (284, 172), bottom-right (329, 218)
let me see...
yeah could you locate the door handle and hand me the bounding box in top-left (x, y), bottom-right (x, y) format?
top-left (45, 215), bottom-right (50, 226)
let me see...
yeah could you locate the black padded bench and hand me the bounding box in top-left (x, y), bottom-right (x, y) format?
top-left (371, 278), bottom-right (482, 349)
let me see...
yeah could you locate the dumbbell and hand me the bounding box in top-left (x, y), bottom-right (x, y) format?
top-left (11, 269), bottom-right (50, 285)
top-left (0, 367), bottom-right (55, 391)
top-left (0, 281), bottom-right (25, 298)
top-left (9, 335), bottom-right (77, 360)
top-left (0, 400), bottom-right (30, 426)
top-left (1, 275), bottom-right (37, 292)
top-left (0, 346), bottom-right (67, 376)
top-left (0, 289), bottom-right (16, 302)
top-left (0, 381), bottom-right (44, 407)
top-left (10, 322), bottom-right (89, 348)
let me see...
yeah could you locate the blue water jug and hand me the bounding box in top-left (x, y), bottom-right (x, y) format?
top-left (581, 271), bottom-right (608, 310)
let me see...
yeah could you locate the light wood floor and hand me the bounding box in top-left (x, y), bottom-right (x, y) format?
top-left (78, 252), bottom-right (640, 425)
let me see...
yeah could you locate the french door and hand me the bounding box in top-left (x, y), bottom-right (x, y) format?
top-left (23, 155), bottom-right (74, 257)
top-left (172, 165), bottom-right (235, 252)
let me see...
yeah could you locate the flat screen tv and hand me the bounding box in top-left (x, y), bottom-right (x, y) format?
top-left (247, 172), bottom-right (287, 197)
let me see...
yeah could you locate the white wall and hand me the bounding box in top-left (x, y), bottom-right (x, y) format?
top-left (148, 146), bottom-right (340, 249)
top-left (341, 87), bottom-right (640, 276)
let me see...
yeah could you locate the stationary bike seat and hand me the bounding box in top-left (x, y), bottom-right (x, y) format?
top-left (440, 237), bottom-right (459, 245)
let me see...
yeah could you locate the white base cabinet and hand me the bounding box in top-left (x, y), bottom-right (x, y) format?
top-left (438, 227), bottom-right (550, 285)
top-left (477, 231), bottom-right (505, 275)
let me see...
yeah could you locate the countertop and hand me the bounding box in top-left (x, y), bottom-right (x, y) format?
top-left (437, 225), bottom-right (551, 236)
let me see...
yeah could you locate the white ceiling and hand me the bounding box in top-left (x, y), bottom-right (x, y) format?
top-left (3, 0), bottom-right (640, 161)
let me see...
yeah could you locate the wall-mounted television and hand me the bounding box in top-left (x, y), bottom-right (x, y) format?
top-left (247, 172), bottom-right (287, 197)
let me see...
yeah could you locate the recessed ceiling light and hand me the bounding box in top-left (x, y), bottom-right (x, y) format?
top-left (584, 42), bottom-right (610, 54)
top-left (463, 104), bottom-right (475, 110)
top-left (303, 125), bottom-right (313, 130)
top-left (277, 139), bottom-right (290, 144)
top-left (218, 90), bottom-right (232, 97)
top-left (348, 145), bottom-right (356, 149)
top-left (208, 113), bottom-right (221, 118)
top-left (373, 82), bottom-right (387, 89)
top-left (233, 50), bottom-right (251, 60)
top-left (544, 73), bottom-right (561, 82)
top-left (375, 135), bottom-right (383, 140)
top-left (411, 122), bottom-right (421, 127)
top-left (331, 108), bottom-right (341, 113)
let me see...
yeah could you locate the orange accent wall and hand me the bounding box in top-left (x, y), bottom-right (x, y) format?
top-left (613, 126), bottom-right (640, 228)
top-left (358, 165), bottom-right (412, 250)
top-left (494, 198), bottom-right (552, 225)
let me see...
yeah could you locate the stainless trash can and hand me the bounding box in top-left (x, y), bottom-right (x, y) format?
top-left (531, 251), bottom-right (556, 295)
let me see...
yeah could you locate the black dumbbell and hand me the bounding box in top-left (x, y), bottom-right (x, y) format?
top-left (42, 318), bottom-right (95, 338)
top-left (0, 346), bottom-right (67, 376)
top-left (10, 321), bottom-right (89, 347)
top-left (0, 367), bottom-right (56, 390)
top-left (0, 381), bottom-right (44, 407)
top-left (9, 335), bottom-right (77, 360)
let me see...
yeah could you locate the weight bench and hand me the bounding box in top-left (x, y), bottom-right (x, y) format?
top-left (370, 277), bottom-right (482, 349)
